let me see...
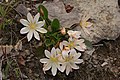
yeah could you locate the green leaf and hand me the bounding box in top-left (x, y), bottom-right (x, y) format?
top-left (14, 68), bottom-right (20, 78)
top-left (45, 39), bottom-right (51, 47)
top-left (84, 39), bottom-right (93, 50)
top-left (3, 60), bottom-right (13, 79)
top-left (51, 19), bottom-right (60, 32)
top-left (38, 5), bottom-right (48, 19)
top-left (45, 39), bottom-right (55, 47)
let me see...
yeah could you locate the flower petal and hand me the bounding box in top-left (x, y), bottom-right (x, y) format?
top-left (70, 49), bottom-right (76, 56)
top-left (60, 64), bottom-right (66, 72)
top-left (66, 64), bottom-right (71, 75)
top-left (27, 13), bottom-right (33, 23)
top-left (27, 30), bottom-right (33, 41)
top-left (43, 62), bottom-right (51, 71)
top-left (20, 27), bottom-right (29, 34)
top-left (45, 50), bottom-right (51, 58)
top-left (51, 47), bottom-right (56, 56)
top-left (75, 46), bottom-right (85, 52)
top-left (55, 63), bottom-right (61, 72)
top-left (37, 20), bottom-right (45, 28)
top-left (20, 19), bottom-right (29, 27)
top-left (62, 41), bottom-right (69, 46)
top-left (81, 44), bottom-right (87, 50)
top-left (82, 27), bottom-right (90, 35)
top-left (51, 64), bottom-right (57, 76)
top-left (86, 22), bottom-right (93, 27)
top-left (74, 53), bottom-right (81, 59)
top-left (62, 50), bottom-right (69, 59)
top-left (70, 63), bottom-right (79, 69)
top-left (74, 59), bottom-right (83, 64)
top-left (74, 31), bottom-right (81, 38)
top-left (76, 39), bottom-right (84, 44)
top-left (82, 14), bottom-right (90, 22)
top-left (56, 48), bottom-right (61, 54)
top-left (59, 42), bottom-right (63, 50)
top-left (67, 30), bottom-right (81, 39)
top-left (34, 13), bottom-right (40, 23)
top-left (36, 28), bottom-right (47, 33)
top-left (34, 31), bottom-right (40, 40)
top-left (59, 41), bottom-right (69, 50)
top-left (40, 58), bottom-right (49, 63)
top-left (67, 30), bottom-right (73, 35)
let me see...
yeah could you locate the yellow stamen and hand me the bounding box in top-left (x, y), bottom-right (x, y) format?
top-left (80, 21), bottom-right (88, 28)
top-left (50, 57), bottom-right (58, 62)
top-left (65, 55), bottom-right (73, 62)
top-left (68, 41), bottom-right (74, 48)
top-left (29, 23), bottom-right (36, 29)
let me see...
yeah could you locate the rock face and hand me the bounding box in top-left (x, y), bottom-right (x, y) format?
top-left (16, 4), bottom-right (29, 16)
top-left (40, 0), bottom-right (120, 43)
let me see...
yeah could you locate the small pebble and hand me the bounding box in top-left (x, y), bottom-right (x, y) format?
top-left (101, 62), bottom-right (108, 67)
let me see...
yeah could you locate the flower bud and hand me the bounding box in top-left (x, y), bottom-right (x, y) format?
top-left (60, 27), bottom-right (66, 35)
top-left (40, 8), bottom-right (44, 16)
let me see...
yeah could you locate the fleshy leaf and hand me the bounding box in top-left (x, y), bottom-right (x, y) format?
top-left (51, 19), bottom-right (60, 32)
top-left (38, 5), bottom-right (48, 19)
top-left (45, 39), bottom-right (55, 47)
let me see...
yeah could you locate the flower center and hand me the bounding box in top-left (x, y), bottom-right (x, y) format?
top-left (68, 41), bottom-right (74, 48)
top-left (50, 57), bottom-right (58, 62)
top-left (64, 47), bottom-right (70, 50)
top-left (29, 23), bottom-right (36, 30)
top-left (80, 21), bottom-right (89, 28)
top-left (65, 56), bottom-right (73, 62)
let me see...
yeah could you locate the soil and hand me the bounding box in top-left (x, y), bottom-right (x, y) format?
top-left (0, 26), bottom-right (120, 80)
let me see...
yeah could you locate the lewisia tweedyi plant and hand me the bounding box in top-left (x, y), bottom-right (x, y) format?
top-left (19, 5), bottom-right (93, 76)
top-left (40, 30), bottom-right (86, 76)
top-left (40, 47), bottom-right (83, 76)
top-left (60, 37), bottom-right (86, 52)
top-left (40, 47), bottom-right (62, 76)
top-left (67, 30), bottom-right (81, 39)
top-left (60, 49), bottom-right (83, 75)
top-left (20, 13), bottom-right (47, 41)
top-left (80, 14), bottom-right (93, 35)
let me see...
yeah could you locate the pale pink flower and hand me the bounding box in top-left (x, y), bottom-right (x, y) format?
top-left (67, 30), bottom-right (81, 39)
top-left (60, 37), bottom-right (86, 52)
top-left (60, 49), bottom-right (83, 75)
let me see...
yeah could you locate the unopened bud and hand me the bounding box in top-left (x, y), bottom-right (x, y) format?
top-left (60, 27), bottom-right (66, 35)
top-left (40, 8), bottom-right (44, 16)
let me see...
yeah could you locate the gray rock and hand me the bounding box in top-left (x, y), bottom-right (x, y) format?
top-left (36, 0), bottom-right (120, 43)
top-left (16, 4), bottom-right (29, 16)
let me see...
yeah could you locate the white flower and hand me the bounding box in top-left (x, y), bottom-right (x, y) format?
top-left (20, 13), bottom-right (47, 41)
top-left (80, 14), bottom-right (93, 35)
top-left (61, 49), bottom-right (83, 75)
top-left (60, 37), bottom-right (86, 52)
top-left (40, 47), bottom-right (62, 76)
top-left (67, 30), bottom-right (81, 39)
